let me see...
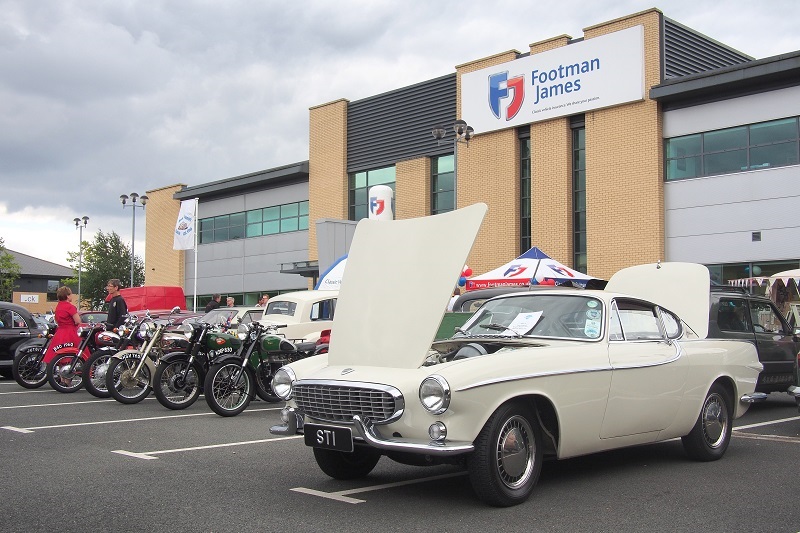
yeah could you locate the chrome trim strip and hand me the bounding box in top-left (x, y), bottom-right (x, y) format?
top-left (457, 365), bottom-right (612, 392)
top-left (352, 415), bottom-right (473, 456)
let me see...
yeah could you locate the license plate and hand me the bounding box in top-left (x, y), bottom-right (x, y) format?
top-left (304, 423), bottom-right (353, 452)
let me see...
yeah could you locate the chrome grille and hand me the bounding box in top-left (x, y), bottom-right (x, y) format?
top-left (294, 380), bottom-right (404, 424)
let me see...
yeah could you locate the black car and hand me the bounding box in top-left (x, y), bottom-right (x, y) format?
top-left (708, 287), bottom-right (800, 394)
top-left (0, 301), bottom-right (41, 378)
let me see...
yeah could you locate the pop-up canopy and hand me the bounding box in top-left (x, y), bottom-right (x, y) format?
top-left (464, 247), bottom-right (598, 291)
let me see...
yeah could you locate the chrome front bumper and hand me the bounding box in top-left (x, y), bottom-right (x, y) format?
top-left (269, 408), bottom-right (474, 456)
top-left (740, 392), bottom-right (768, 403)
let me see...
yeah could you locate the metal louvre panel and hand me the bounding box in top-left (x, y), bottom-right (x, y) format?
top-left (294, 380), bottom-right (404, 424)
top-left (663, 18), bottom-right (752, 79)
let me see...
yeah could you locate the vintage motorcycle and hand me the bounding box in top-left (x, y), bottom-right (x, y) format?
top-left (203, 321), bottom-right (318, 416)
top-left (12, 323), bottom-right (57, 389)
top-left (46, 322), bottom-right (108, 393)
top-left (105, 307), bottom-right (189, 404)
top-left (152, 319), bottom-right (236, 410)
top-left (82, 314), bottom-right (148, 398)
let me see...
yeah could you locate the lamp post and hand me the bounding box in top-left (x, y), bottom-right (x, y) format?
top-left (73, 216), bottom-right (89, 309)
top-left (120, 192), bottom-right (148, 288)
top-left (432, 120), bottom-right (474, 210)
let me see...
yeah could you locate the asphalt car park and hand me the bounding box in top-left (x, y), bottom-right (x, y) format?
top-left (1, 376), bottom-right (798, 532)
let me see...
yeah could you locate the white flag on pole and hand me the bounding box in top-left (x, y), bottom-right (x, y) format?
top-left (173, 199), bottom-right (197, 250)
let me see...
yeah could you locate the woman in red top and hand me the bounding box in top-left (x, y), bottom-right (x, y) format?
top-left (46, 286), bottom-right (81, 361)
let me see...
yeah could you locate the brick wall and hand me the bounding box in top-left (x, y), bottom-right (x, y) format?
top-left (395, 157), bottom-right (429, 219)
top-left (308, 99), bottom-right (349, 262)
top-left (144, 184), bottom-right (187, 287)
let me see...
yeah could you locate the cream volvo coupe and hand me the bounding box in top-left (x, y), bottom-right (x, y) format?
top-left (270, 204), bottom-right (765, 507)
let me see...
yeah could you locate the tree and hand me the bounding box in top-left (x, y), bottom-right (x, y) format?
top-left (0, 237), bottom-right (21, 302)
top-left (64, 230), bottom-right (144, 310)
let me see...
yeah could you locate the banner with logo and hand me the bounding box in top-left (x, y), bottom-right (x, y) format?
top-left (173, 199), bottom-right (197, 250)
top-left (461, 25), bottom-right (644, 134)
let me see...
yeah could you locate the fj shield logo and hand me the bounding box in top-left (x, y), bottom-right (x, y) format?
top-left (489, 71), bottom-right (524, 121)
top-left (369, 197), bottom-right (385, 216)
top-left (503, 265), bottom-right (527, 277)
top-left (341, 368), bottom-right (355, 375)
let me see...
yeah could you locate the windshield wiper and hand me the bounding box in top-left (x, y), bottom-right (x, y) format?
top-left (483, 323), bottom-right (523, 338)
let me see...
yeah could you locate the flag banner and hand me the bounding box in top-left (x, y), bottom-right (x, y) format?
top-left (173, 199), bottom-right (197, 250)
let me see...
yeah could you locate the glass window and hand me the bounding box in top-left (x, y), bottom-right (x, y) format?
top-left (46, 280), bottom-right (59, 302)
top-left (615, 300), bottom-right (663, 340)
top-left (198, 200), bottom-right (309, 244)
top-left (349, 165), bottom-right (396, 221)
top-left (660, 309), bottom-right (682, 338)
top-left (265, 301), bottom-right (297, 317)
top-left (717, 298), bottom-right (752, 332)
top-left (520, 138), bottom-right (531, 254)
top-left (573, 127), bottom-right (587, 274)
top-left (666, 117), bottom-right (800, 180)
top-left (749, 300), bottom-right (787, 335)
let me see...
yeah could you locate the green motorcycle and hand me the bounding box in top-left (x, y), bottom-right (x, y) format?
top-left (203, 320), bottom-right (315, 416)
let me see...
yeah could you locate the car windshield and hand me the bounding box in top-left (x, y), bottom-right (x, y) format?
top-left (460, 294), bottom-right (604, 340)
top-left (265, 301), bottom-right (297, 317)
top-left (199, 309), bottom-right (238, 325)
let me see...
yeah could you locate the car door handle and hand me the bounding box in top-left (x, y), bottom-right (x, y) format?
top-left (18, 331), bottom-right (30, 337)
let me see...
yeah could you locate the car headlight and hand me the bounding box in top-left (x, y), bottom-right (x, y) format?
top-left (419, 375), bottom-right (451, 414)
top-left (178, 323), bottom-right (194, 339)
top-left (237, 323), bottom-right (251, 341)
top-left (272, 367), bottom-right (296, 400)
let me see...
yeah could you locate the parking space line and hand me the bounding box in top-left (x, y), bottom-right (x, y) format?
top-left (734, 415), bottom-right (800, 430)
top-left (0, 398), bottom-right (118, 409)
top-left (0, 389), bottom-right (57, 395)
top-left (291, 472), bottom-right (467, 504)
top-left (734, 433), bottom-right (800, 444)
top-left (112, 434), bottom-right (302, 459)
top-left (0, 406), bottom-right (280, 432)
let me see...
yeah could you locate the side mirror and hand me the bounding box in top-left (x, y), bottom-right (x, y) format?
top-left (171, 306), bottom-right (181, 314)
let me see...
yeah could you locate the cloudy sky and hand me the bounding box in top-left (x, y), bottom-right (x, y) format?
top-left (2, 0), bottom-right (799, 268)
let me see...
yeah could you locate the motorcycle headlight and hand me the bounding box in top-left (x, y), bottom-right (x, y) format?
top-left (272, 367), bottom-right (296, 400)
top-left (419, 375), bottom-right (451, 415)
top-left (237, 323), bottom-right (251, 341)
top-left (139, 321), bottom-right (155, 339)
top-left (178, 323), bottom-right (194, 339)
top-left (77, 326), bottom-right (88, 337)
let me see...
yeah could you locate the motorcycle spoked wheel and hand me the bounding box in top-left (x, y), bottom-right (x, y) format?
top-left (153, 359), bottom-right (201, 410)
top-left (13, 348), bottom-right (47, 389)
top-left (46, 353), bottom-right (84, 393)
top-left (106, 355), bottom-right (152, 404)
top-left (254, 362), bottom-right (282, 403)
top-left (204, 363), bottom-right (254, 417)
top-left (83, 350), bottom-right (114, 398)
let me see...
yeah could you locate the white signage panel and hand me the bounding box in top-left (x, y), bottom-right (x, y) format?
top-left (20, 294), bottom-right (39, 303)
top-left (462, 25), bottom-right (644, 134)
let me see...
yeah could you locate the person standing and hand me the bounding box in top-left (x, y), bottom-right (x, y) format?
top-left (106, 279), bottom-right (128, 329)
top-left (204, 294), bottom-right (221, 313)
top-left (256, 294), bottom-right (269, 307)
top-left (47, 286), bottom-right (81, 359)
top-left (226, 297), bottom-right (235, 307)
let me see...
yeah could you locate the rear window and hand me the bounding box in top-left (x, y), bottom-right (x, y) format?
top-left (265, 301), bottom-right (296, 317)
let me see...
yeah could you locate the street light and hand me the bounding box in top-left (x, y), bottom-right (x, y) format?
top-left (120, 192), bottom-right (148, 288)
top-left (432, 120), bottom-right (474, 210)
top-left (73, 216), bottom-right (89, 309)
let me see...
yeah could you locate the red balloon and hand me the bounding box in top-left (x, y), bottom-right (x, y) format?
top-left (463, 268), bottom-right (473, 277)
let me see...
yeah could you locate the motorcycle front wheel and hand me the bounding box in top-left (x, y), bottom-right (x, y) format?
top-left (204, 363), bottom-right (254, 417)
top-left (83, 350), bottom-right (114, 398)
top-left (254, 362), bottom-right (282, 403)
top-left (13, 348), bottom-right (47, 389)
top-left (46, 353), bottom-right (84, 393)
top-left (107, 355), bottom-right (152, 404)
top-left (153, 359), bottom-right (201, 410)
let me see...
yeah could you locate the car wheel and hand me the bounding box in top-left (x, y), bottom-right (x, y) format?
top-left (468, 401), bottom-right (543, 507)
top-left (313, 446), bottom-right (381, 480)
top-left (681, 383), bottom-right (732, 461)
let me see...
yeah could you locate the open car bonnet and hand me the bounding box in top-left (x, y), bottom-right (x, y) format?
top-left (328, 204), bottom-right (487, 369)
top-left (605, 262), bottom-right (710, 339)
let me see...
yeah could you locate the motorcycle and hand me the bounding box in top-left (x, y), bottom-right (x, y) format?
top-left (152, 319), bottom-right (236, 410)
top-left (203, 321), bottom-right (318, 417)
top-left (105, 307), bottom-right (189, 404)
top-left (46, 322), bottom-right (107, 393)
top-left (12, 323), bottom-right (57, 389)
top-left (82, 314), bottom-right (148, 398)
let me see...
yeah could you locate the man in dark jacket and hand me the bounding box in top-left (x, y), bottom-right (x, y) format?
top-left (105, 279), bottom-right (128, 328)
top-left (204, 294), bottom-right (221, 313)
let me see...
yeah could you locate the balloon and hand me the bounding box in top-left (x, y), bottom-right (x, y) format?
top-left (752, 265), bottom-right (762, 276)
top-left (463, 268), bottom-right (473, 277)
top-left (458, 276), bottom-right (466, 287)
